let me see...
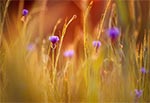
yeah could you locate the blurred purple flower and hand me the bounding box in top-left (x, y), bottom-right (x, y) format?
top-left (27, 43), bottom-right (36, 51)
top-left (140, 67), bottom-right (146, 74)
top-left (92, 40), bottom-right (101, 49)
top-left (64, 50), bottom-right (74, 58)
top-left (22, 9), bottom-right (28, 16)
top-left (107, 27), bottom-right (120, 40)
top-left (49, 36), bottom-right (59, 44)
top-left (135, 89), bottom-right (143, 98)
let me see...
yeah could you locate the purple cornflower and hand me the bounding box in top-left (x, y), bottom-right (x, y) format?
top-left (92, 40), bottom-right (101, 49)
top-left (27, 43), bottom-right (36, 51)
top-left (49, 36), bottom-right (59, 44)
top-left (140, 67), bottom-right (146, 74)
top-left (64, 50), bottom-right (74, 58)
top-left (22, 9), bottom-right (28, 16)
top-left (135, 89), bottom-right (143, 98)
top-left (107, 27), bottom-right (120, 41)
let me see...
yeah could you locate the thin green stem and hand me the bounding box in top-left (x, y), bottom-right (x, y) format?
top-left (63, 60), bottom-right (71, 103)
top-left (54, 15), bottom-right (76, 73)
top-left (0, 0), bottom-right (10, 45)
top-left (52, 48), bottom-right (55, 85)
top-left (83, 1), bottom-right (93, 60)
top-left (97, 0), bottom-right (111, 40)
top-left (52, 19), bottom-right (61, 36)
top-left (63, 60), bottom-right (70, 76)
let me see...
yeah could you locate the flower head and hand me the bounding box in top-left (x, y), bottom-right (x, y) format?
top-left (49, 36), bottom-right (59, 44)
top-left (27, 43), bottom-right (36, 51)
top-left (135, 89), bottom-right (143, 98)
top-left (140, 67), bottom-right (146, 74)
top-left (22, 9), bottom-right (28, 16)
top-left (64, 50), bottom-right (74, 58)
top-left (107, 27), bottom-right (120, 41)
top-left (92, 40), bottom-right (101, 49)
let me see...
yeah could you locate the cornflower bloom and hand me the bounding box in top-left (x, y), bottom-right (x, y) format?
top-left (135, 89), bottom-right (143, 98)
top-left (92, 40), bottom-right (101, 52)
top-left (22, 9), bottom-right (28, 16)
top-left (107, 27), bottom-right (120, 42)
top-left (140, 67), bottom-right (146, 74)
top-left (27, 43), bottom-right (36, 51)
top-left (64, 50), bottom-right (74, 58)
top-left (49, 36), bottom-right (59, 49)
top-left (92, 40), bottom-right (101, 49)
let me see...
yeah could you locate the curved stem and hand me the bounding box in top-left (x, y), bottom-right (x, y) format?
top-left (97, 0), bottom-right (111, 40)
top-left (54, 15), bottom-right (76, 73)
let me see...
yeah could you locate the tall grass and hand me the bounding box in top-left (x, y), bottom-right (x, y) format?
top-left (0, 0), bottom-right (150, 102)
